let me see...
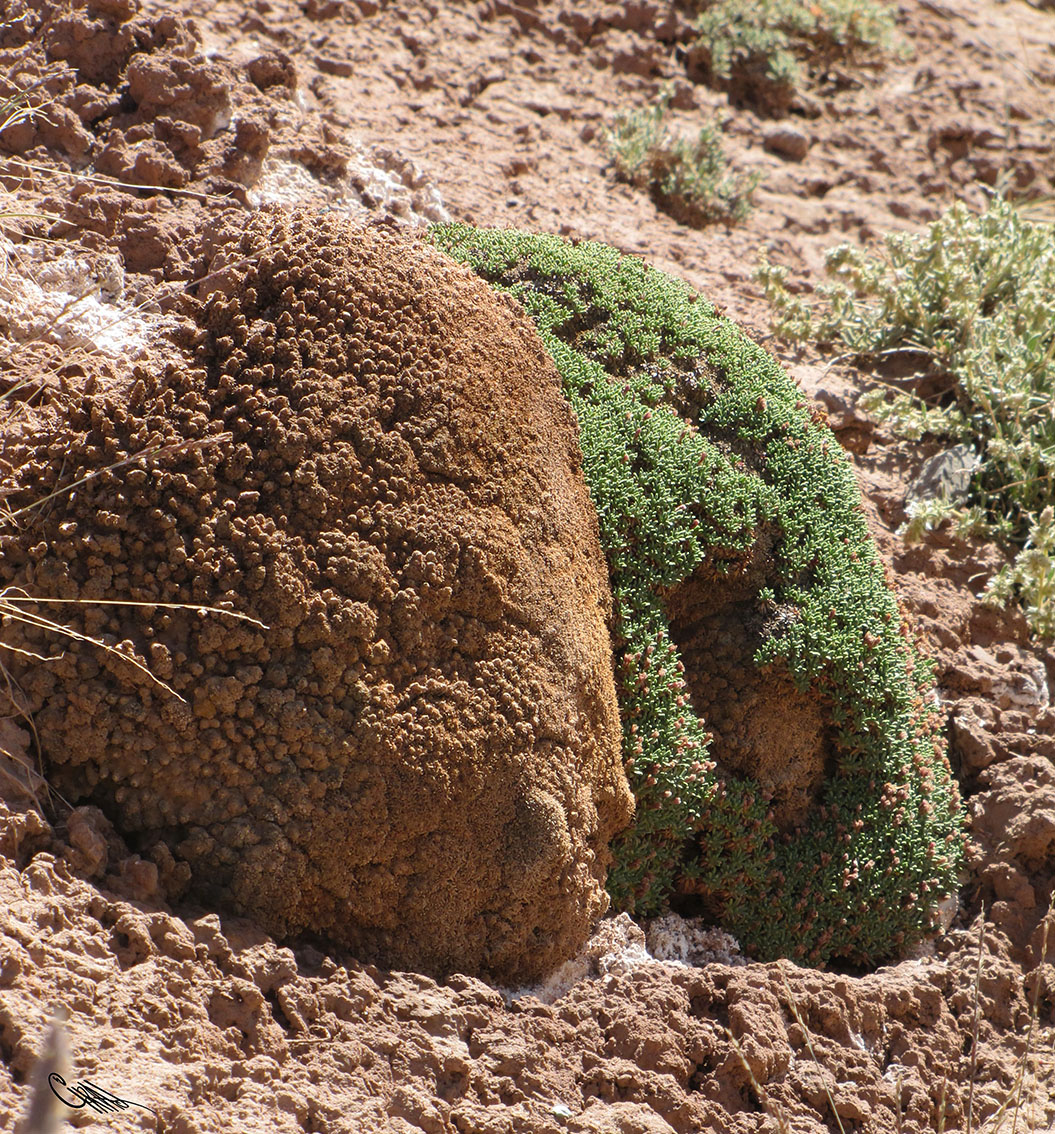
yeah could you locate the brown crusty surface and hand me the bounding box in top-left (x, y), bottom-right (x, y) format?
top-left (1, 207), bottom-right (633, 982)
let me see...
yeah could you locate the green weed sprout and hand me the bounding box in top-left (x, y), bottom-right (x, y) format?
top-left (432, 225), bottom-right (965, 967)
top-left (604, 91), bottom-right (759, 226)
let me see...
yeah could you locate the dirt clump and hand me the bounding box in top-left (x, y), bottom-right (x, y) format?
top-left (0, 818), bottom-right (1047, 1134)
top-left (0, 206), bottom-right (632, 982)
top-left (664, 556), bottom-right (831, 832)
top-left (0, 0), bottom-right (450, 285)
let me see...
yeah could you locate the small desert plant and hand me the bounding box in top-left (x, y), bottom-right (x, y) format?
top-left (605, 91), bottom-right (759, 226)
top-left (757, 194), bottom-right (1055, 639)
top-left (691, 0), bottom-right (898, 112)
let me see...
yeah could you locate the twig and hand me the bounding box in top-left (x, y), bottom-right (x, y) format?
top-left (966, 911), bottom-right (987, 1133)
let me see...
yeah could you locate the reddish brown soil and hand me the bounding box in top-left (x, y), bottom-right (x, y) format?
top-left (2, 0), bottom-right (1054, 1130)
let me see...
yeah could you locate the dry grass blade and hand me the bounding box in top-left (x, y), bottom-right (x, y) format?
top-left (725, 1025), bottom-right (792, 1134)
top-left (937, 1075), bottom-right (950, 1134)
top-left (966, 912), bottom-right (988, 1133)
top-left (2, 158), bottom-right (236, 202)
top-left (780, 972), bottom-right (848, 1134)
top-left (17, 1007), bottom-right (70, 1134)
top-left (0, 75), bottom-right (55, 137)
top-left (1, 600), bottom-right (186, 700)
top-left (1011, 194), bottom-right (1055, 227)
top-left (0, 590), bottom-right (268, 703)
top-left (0, 210), bottom-right (57, 224)
top-left (0, 594), bottom-right (267, 624)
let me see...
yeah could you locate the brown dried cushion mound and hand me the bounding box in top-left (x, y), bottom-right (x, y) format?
top-left (2, 207), bottom-right (633, 982)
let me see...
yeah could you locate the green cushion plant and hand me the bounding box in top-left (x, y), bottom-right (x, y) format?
top-left (432, 225), bottom-right (965, 966)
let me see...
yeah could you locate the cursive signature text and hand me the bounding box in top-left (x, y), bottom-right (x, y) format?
top-left (48, 1073), bottom-right (156, 1117)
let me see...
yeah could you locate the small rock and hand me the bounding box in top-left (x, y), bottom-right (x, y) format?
top-left (907, 444), bottom-right (980, 505)
top-left (764, 125), bottom-right (811, 161)
top-left (665, 80), bottom-right (697, 111)
top-left (834, 1093), bottom-right (871, 1124)
top-left (315, 55), bottom-right (354, 77)
top-left (950, 706), bottom-right (1000, 772)
top-left (985, 861), bottom-right (1036, 909)
top-left (304, 0), bottom-right (343, 17)
top-left (66, 808), bottom-right (110, 877)
top-left (790, 364), bottom-right (872, 432)
top-left (246, 50), bottom-right (298, 92)
top-left (111, 856), bottom-right (161, 902)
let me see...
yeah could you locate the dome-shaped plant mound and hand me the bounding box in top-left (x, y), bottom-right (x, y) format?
top-left (1, 211), bottom-right (634, 982)
top-left (432, 225), bottom-right (965, 967)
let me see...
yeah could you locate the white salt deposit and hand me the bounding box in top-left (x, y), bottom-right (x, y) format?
top-left (0, 237), bottom-right (163, 361)
top-left (247, 146), bottom-right (450, 228)
top-left (506, 911), bottom-right (744, 1005)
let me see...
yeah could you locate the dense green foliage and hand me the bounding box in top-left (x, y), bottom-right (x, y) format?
top-left (758, 195), bottom-right (1055, 639)
top-left (691, 0), bottom-right (897, 111)
top-left (431, 225), bottom-right (964, 966)
top-left (604, 92), bottom-right (759, 226)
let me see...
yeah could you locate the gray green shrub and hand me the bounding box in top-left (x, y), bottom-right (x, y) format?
top-left (757, 194), bottom-right (1055, 639)
top-left (431, 224), bottom-right (965, 967)
top-left (604, 93), bottom-right (759, 226)
top-left (691, 0), bottom-right (897, 112)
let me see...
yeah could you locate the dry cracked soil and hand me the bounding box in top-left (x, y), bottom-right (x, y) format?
top-left (1, 0), bottom-right (1055, 1131)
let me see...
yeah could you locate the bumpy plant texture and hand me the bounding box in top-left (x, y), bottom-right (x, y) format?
top-left (691, 0), bottom-right (897, 112)
top-left (758, 195), bottom-right (1055, 639)
top-left (605, 93), bottom-right (758, 226)
top-left (1, 209), bottom-right (633, 982)
top-left (432, 225), bottom-right (965, 967)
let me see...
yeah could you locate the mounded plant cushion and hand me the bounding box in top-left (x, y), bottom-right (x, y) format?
top-left (432, 225), bottom-right (965, 967)
top-left (1, 209), bottom-right (633, 982)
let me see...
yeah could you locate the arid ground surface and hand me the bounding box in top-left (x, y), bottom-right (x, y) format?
top-left (1, 0), bottom-right (1055, 1130)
